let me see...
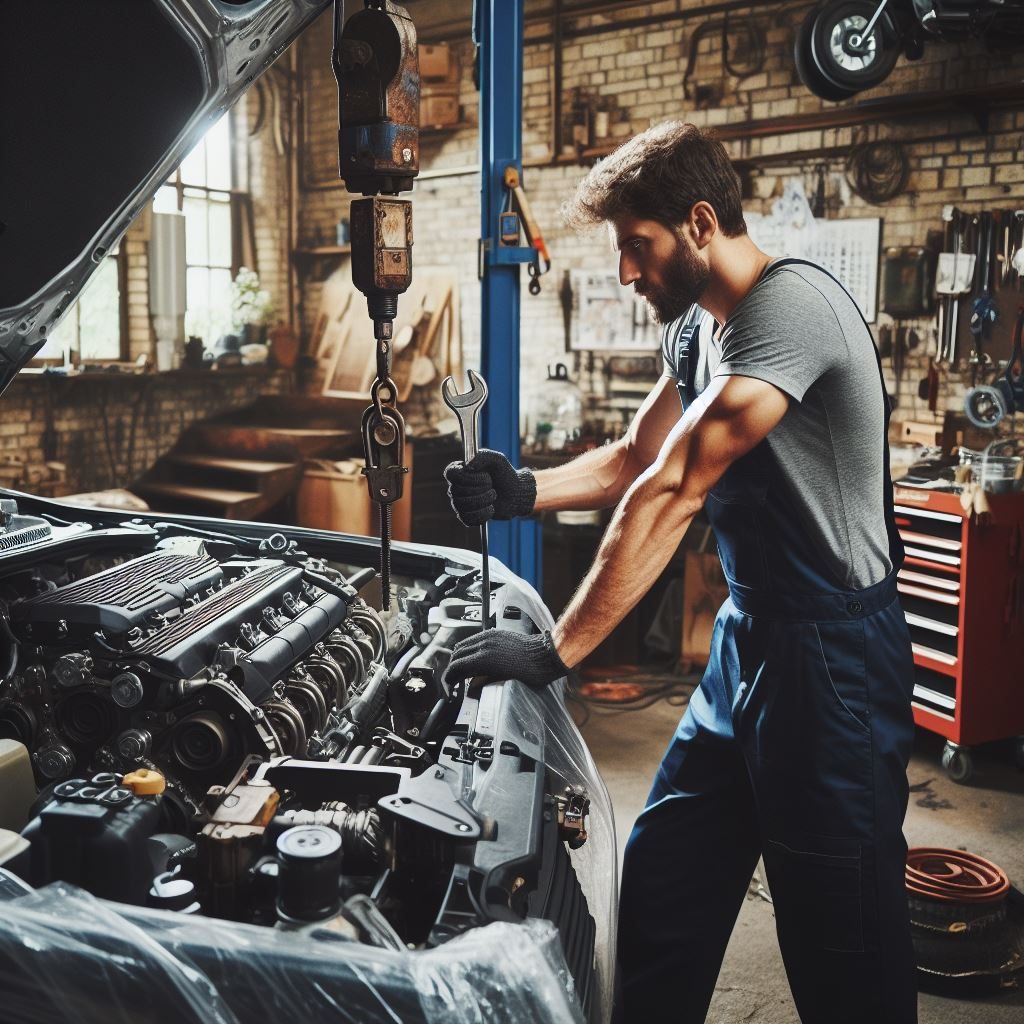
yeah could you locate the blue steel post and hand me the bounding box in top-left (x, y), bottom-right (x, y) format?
top-left (475, 0), bottom-right (542, 589)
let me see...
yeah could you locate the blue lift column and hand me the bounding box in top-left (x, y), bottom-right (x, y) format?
top-left (474, 0), bottom-right (542, 590)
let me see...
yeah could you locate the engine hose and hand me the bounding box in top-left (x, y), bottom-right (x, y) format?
top-left (345, 567), bottom-right (378, 593)
top-left (303, 568), bottom-right (356, 602)
top-left (342, 663), bottom-right (388, 729)
top-left (360, 745), bottom-right (384, 765)
top-left (342, 808), bottom-right (385, 872)
top-left (0, 608), bottom-right (19, 688)
top-left (906, 848), bottom-right (1010, 903)
top-left (345, 744), bottom-right (367, 764)
top-left (419, 697), bottom-right (449, 743)
top-left (388, 642), bottom-right (423, 683)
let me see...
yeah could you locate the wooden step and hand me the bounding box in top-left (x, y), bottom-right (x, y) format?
top-left (164, 454), bottom-right (297, 475)
top-left (132, 482), bottom-right (265, 521)
top-left (186, 424), bottom-right (357, 460)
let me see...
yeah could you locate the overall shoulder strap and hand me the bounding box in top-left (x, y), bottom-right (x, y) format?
top-left (670, 304), bottom-right (704, 407)
top-left (761, 257), bottom-right (904, 570)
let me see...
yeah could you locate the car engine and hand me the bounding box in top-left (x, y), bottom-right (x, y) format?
top-left (0, 501), bottom-right (606, 1020)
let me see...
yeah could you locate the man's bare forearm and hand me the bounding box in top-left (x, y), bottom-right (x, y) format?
top-left (533, 440), bottom-right (639, 512)
top-left (551, 470), bottom-right (702, 666)
top-left (549, 376), bottom-right (789, 667)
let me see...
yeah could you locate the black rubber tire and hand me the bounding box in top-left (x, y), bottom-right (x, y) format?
top-left (1014, 737), bottom-right (1024, 772)
top-left (808, 1), bottom-right (901, 95)
top-left (942, 742), bottom-right (974, 785)
top-left (794, 7), bottom-right (858, 102)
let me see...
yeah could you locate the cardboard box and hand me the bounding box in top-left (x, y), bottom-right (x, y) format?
top-left (419, 43), bottom-right (455, 82)
top-left (420, 86), bottom-right (460, 129)
top-left (297, 453), bottom-right (412, 542)
top-left (681, 551), bottom-right (728, 667)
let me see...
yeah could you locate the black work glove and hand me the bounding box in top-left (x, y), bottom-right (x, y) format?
top-left (445, 629), bottom-right (569, 689)
top-left (443, 449), bottom-right (536, 527)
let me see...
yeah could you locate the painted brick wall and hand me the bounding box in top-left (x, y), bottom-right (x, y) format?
top-left (290, 3), bottom-right (1024, 437)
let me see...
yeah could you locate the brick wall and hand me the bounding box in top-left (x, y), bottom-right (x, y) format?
top-left (1, 95), bottom-right (296, 495)
top-left (2, 369), bottom-right (293, 495)
top-left (289, 3), bottom-right (1024, 437)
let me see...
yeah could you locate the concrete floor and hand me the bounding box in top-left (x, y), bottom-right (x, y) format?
top-left (579, 694), bottom-right (1024, 1023)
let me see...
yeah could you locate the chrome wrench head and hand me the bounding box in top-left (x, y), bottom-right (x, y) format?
top-left (441, 368), bottom-right (488, 464)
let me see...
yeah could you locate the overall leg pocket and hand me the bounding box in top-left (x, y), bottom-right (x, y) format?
top-left (812, 620), bottom-right (870, 734)
top-left (764, 834), bottom-right (866, 953)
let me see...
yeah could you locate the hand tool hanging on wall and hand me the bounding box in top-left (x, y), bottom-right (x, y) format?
top-left (502, 167), bottom-right (551, 295)
top-left (333, 0), bottom-right (420, 611)
top-left (970, 211), bottom-right (999, 383)
top-left (441, 370), bottom-right (491, 631)
top-left (1011, 211), bottom-right (1024, 287)
top-left (964, 306), bottom-right (1024, 429)
top-left (936, 206), bottom-right (975, 366)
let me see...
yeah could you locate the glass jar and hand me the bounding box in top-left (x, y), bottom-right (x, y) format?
top-left (531, 363), bottom-right (583, 452)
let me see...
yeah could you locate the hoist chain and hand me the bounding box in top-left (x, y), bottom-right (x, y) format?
top-left (360, 338), bottom-right (408, 612)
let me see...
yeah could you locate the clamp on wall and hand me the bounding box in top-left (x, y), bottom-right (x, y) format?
top-left (480, 166), bottom-right (552, 295)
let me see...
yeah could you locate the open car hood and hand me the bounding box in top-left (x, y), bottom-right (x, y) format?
top-left (0, 0), bottom-right (332, 394)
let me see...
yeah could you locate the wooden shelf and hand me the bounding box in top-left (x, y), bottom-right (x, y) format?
top-left (549, 82), bottom-right (1024, 167)
top-left (293, 245), bottom-right (351, 257)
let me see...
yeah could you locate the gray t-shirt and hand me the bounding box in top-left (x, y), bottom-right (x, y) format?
top-left (661, 260), bottom-right (891, 590)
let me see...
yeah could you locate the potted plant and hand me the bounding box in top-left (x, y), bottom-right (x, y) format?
top-left (231, 266), bottom-right (274, 345)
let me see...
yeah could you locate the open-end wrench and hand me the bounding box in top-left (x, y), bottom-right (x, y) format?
top-left (441, 369), bottom-right (491, 632)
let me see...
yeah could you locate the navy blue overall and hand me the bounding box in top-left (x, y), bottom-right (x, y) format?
top-left (616, 261), bottom-right (918, 1023)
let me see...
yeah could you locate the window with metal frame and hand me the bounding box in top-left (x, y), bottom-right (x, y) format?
top-left (33, 245), bottom-right (126, 365)
top-left (153, 113), bottom-right (237, 347)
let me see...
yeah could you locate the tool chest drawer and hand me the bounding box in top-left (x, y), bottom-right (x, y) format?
top-left (892, 486), bottom-right (1024, 749)
top-left (911, 662), bottom-right (958, 719)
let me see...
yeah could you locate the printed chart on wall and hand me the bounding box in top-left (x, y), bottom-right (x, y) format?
top-left (570, 270), bottom-right (660, 351)
top-left (746, 181), bottom-right (881, 322)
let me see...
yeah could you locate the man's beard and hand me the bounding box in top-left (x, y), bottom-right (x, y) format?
top-left (637, 235), bottom-right (710, 325)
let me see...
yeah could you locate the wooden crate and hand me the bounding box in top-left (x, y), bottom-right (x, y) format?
top-left (296, 449), bottom-right (413, 543)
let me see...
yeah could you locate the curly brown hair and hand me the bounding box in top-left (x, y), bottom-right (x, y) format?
top-left (561, 121), bottom-right (746, 237)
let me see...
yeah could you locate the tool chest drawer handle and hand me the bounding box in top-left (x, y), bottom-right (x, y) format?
top-left (894, 504), bottom-right (963, 524)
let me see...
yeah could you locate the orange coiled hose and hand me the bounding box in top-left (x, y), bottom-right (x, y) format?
top-left (906, 848), bottom-right (1010, 904)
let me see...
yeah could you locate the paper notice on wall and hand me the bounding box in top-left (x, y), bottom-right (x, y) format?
top-left (935, 252), bottom-right (976, 295)
top-left (746, 180), bottom-right (882, 322)
top-left (571, 269), bottom-right (659, 351)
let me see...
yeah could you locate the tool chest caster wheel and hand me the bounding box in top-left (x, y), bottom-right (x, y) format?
top-left (941, 741), bottom-right (974, 784)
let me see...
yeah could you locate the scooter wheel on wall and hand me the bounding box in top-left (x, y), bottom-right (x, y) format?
top-left (807, 0), bottom-right (901, 95)
top-left (794, 7), bottom-right (858, 102)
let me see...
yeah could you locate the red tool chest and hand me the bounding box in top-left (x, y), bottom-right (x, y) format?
top-left (893, 485), bottom-right (1024, 782)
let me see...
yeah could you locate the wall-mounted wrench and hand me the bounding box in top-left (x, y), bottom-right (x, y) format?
top-left (441, 369), bottom-right (491, 631)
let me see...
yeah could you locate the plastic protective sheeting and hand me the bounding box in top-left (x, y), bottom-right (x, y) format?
top-left (408, 541), bottom-right (619, 1021)
top-left (0, 543), bottom-right (617, 1024)
top-left (0, 876), bottom-right (585, 1024)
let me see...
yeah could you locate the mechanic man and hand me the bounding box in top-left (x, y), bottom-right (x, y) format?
top-left (443, 121), bottom-right (917, 1024)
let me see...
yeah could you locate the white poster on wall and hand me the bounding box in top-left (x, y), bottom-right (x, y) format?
top-left (570, 269), bottom-right (660, 351)
top-left (746, 180), bottom-right (881, 322)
